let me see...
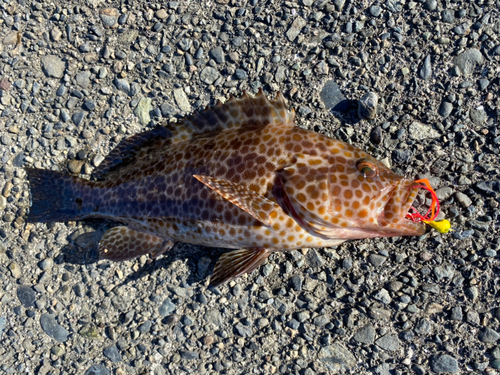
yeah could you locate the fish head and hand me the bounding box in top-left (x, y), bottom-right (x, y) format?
top-left (276, 143), bottom-right (426, 240)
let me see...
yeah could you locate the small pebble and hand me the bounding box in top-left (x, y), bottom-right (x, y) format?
top-left (100, 8), bottom-right (119, 28)
top-left (358, 92), bottom-right (378, 120)
top-left (430, 354), bottom-right (459, 374)
top-left (438, 101), bottom-right (453, 118)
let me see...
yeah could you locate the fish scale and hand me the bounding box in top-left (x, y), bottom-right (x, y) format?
top-left (25, 89), bottom-right (426, 286)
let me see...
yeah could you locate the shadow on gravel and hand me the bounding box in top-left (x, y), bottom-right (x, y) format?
top-left (59, 221), bottom-right (222, 286)
top-left (126, 243), bottom-right (222, 287)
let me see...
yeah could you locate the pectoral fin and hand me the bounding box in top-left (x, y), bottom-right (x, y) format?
top-left (99, 226), bottom-right (173, 262)
top-left (193, 175), bottom-right (280, 226)
top-left (210, 248), bottom-right (271, 286)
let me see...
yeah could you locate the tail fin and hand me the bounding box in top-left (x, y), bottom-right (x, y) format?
top-left (25, 168), bottom-right (93, 223)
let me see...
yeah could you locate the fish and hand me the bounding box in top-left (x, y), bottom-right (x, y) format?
top-left (25, 89), bottom-right (434, 286)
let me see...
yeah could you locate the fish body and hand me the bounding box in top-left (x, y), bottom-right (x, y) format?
top-left (26, 90), bottom-right (425, 285)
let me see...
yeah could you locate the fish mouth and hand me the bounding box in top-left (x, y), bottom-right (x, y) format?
top-left (379, 180), bottom-right (427, 236)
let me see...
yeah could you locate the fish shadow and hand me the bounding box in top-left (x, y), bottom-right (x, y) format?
top-left (59, 221), bottom-right (222, 287)
top-left (123, 243), bottom-right (222, 287)
top-left (330, 100), bottom-right (361, 125)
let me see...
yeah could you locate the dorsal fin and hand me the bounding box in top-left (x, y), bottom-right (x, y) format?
top-left (166, 89), bottom-right (295, 143)
top-left (92, 90), bottom-right (293, 180)
top-left (92, 126), bottom-right (172, 180)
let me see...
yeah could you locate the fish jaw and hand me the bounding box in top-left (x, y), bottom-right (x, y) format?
top-left (372, 179), bottom-right (427, 237)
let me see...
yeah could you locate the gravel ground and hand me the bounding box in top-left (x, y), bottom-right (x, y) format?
top-left (0, 0), bottom-right (500, 374)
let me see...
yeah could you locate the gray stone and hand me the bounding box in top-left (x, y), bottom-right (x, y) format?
top-left (358, 92), bottom-right (378, 120)
top-left (72, 112), bottom-right (86, 126)
top-left (41, 55), bottom-right (65, 78)
top-left (493, 346), bottom-right (500, 359)
top-left (40, 314), bottom-right (69, 342)
top-left (103, 344), bottom-right (121, 362)
top-left (455, 192), bottom-right (472, 207)
top-left (180, 350), bottom-right (199, 360)
top-left (370, 126), bottom-right (383, 145)
top-left (75, 71), bottom-right (91, 89)
top-left (450, 307), bottom-right (462, 321)
top-left (491, 45), bottom-right (500, 56)
top-left (100, 8), bottom-right (119, 28)
top-left (368, 254), bottom-right (387, 267)
top-left (286, 17), bottom-right (307, 41)
top-left (438, 101), bottom-right (453, 118)
top-left (290, 275), bottom-right (303, 291)
top-left (434, 264), bottom-right (454, 280)
top-left (419, 55), bottom-right (432, 80)
top-left (113, 78), bottom-right (130, 95)
top-left (84, 365), bottom-right (110, 375)
top-left (234, 322), bottom-right (253, 337)
top-left (38, 258), bottom-right (53, 271)
top-left (130, 82), bottom-right (140, 97)
top-left (333, 0), bottom-right (346, 10)
top-left (424, 0), bottom-right (437, 10)
top-left (414, 319), bottom-right (432, 335)
top-left (138, 320), bottom-right (151, 333)
top-left (392, 149), bottom-right (412, 164)
top-left (385, 0), bottom-right (403, 12)
top-left (296, 311), bottom-right (310, 322)
top-left (353, 324), bottom-right (375, 345)
top-left (204, 309), bottom-right (223, 327)
top-left (374, 363), bottom-right (391, 375)
top-left (209, 47), bottom-right (225, 64)
top-left (159, 298), bottom-right (175, 317)
top-left (177, 38), bottom-right (192, 52)
top-left (369, 6), bottom-right (382, 17)
top-left (478, 327), bottom-right (500, 343)
top-left (318, 342), bottom-right (356, 368)
top-left (200, 66), bottom-right (220, 85)
top-left (0, 316), bottom-right (5, 339)
top-left (306, 249), bottom-right (325, 267)
top-left (234, 69), bottom-right (248, 80)
top-left (491, 360), bottom-right (500, 370)
top-left (83, 100), bottom-right (96, 111)
top-left (442, 10), bottom-right (455, 23)
top-left (435, 187), bottom-right (453, 200)
top-left (320, 80), bottom-right (347, 111)
top-left (453, 49), bottom-right (484, 76)
top-left (478, 79), bottom-right (489, 91)
top-left (374, 289), bottom-right (392, 304)
top-left (134, 97), bottom-right (152, 125)
top-left (375, 334), bottom-right (400, 351)
top-left (464, 286), bottom-right (479, 301)
top-left (430, 355), bottom-right (459, 373)
top-left (409, 122), bottom-right (440, 140)
top-left (173, 88), bottom-right (192, 112)
top-left (160, 102), bottom-right (177, 118)
top-left (17, 285), bottom-right (36, 308)
top-left (470, 108), bottom-right (486, 126)
top-left (313, 315), bottom-right (329, 327)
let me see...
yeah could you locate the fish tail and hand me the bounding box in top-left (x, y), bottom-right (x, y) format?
top-left (25, 168), bottom-right (94, 223)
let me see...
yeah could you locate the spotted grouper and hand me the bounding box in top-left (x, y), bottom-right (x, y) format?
top-left (25, 90), bottom-right (441, 286)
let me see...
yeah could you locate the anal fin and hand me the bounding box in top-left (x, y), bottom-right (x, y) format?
top-left (193, 175), bottom-right (280, 226)
top-left (210, 248), bottom-right (271, 287)
top-left (99, 226), bottom-right (173, 262)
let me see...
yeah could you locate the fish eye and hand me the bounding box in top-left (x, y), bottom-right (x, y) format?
top-left (356, 159), bottom-right (378, 178)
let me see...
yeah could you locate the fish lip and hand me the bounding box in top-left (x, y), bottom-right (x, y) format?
top-left (399, 181), bottom-right (426, 234)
